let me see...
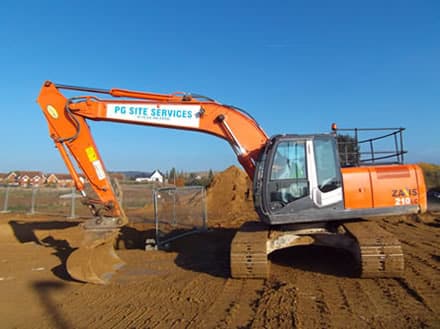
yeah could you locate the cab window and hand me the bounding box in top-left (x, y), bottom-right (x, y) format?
top-left (270, 141), bottom-right (306, 180)
top-left (269, 141), bottom-right (308, 205)
top-left (314, 138), bottom-right (341, 192)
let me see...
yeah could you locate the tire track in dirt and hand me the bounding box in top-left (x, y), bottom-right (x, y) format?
top-left (289, 274), bottom-right (388, 329)
top-left (359, 278), bottom-right (438, 328)
top-left (37, 247), bottom-right (262, 328)
top-left (314, 278), bottom-right (373, 328)
top-left (270, 263), bottom-right (358, 329)
top-left (377, 217), bottom-right (440, 316)
top-left (268, 241), bottom-right (440, 329)
top-left (269, 246), bottom-right (382, 329)
top-left (189, 278), bottom-right (264, 329)
top-left (12, 211), bottom-right (438, 329)
top-left (34, 253), bottom-right (224, 328)
top-left (118, 271), bottom-right (224, 328)
top-left (114, 273), bottom-right (198, 328)
top-left (250, 279), bottom-right (297, 328)
top-left (294, 272), bottom-right (333, 329)
top-left (402, 259), bottom-right (439, 314)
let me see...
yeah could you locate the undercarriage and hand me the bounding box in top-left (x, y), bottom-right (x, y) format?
top-left (230, 220), bottom-right (404, 279)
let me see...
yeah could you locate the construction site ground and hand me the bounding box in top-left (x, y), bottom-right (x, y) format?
top-left (0, 167), bottom-right (439, 329)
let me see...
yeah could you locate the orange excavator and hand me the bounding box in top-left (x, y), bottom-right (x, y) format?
top-left (37, 81), bottom-right (427, 284)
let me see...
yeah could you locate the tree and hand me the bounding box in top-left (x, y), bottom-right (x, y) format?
top-left (169, 167), bottom-right (176, 185)
top-left (185, 172), bottom-right (198, 186)
top-left (418, 162), bottom-right (440, 189)
top-left (207, 169), bottom-right (214, 185)
top-left (337, 134), bottom-right (360, 167)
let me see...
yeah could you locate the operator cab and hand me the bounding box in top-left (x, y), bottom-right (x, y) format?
top-left (253, 134), bottom-right (345, 225)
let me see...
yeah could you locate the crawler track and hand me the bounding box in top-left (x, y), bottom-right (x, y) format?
top-left (230, 221), bottom-right (269, 278)
top-left (343, 221), bottom-right (404, 278)
top-left (231, 220), bottom-right (406, 279)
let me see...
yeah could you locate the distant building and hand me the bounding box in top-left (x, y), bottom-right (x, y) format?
top-left (46, 173), bottom-right (81, 187)
top-left (1, 172), bottom-right (18, 185)
top-left (0, 171), bottom-right (85, 187)
top-left (0, 173), bottom-right (7, 185)
top-left (16, 171), bottom-right (46, 187)
top-left (135, 170), bottom-right (164, 183)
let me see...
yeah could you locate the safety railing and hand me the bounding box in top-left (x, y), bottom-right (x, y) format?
top-left (333, 126), bottom-right (407, 167)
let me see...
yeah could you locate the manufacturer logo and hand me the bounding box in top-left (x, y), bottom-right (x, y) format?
top-left (392, 188), bottom-right (418, 206)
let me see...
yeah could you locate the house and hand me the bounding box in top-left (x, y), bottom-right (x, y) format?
top-left (47, 173), bottom-right (73, 187)
top-left (135, 170), bottom-right (164, 183)
top-left (46, 173), bottom-right (84, 187)
top-left (16, 171), bottom-right (46, 187)
top-left (0, 173), bottom-right (7, 185)
top-left (0, 172), bottom-right (18, 185)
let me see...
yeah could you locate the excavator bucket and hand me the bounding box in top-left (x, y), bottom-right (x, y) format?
top-left (66, 228), bottom-right (125, 284)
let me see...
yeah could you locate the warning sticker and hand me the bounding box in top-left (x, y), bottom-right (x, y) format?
top-left (92, 160), bottom-right (106, 180)
top-left (85, 146), bottom-right (98, 162)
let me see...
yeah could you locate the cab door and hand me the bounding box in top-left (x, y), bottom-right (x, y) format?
top-left (266, 139), bottom-right (309, 211)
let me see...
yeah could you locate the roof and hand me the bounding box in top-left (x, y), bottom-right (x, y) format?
top-left (16, 171), bottom-right (45, 177)
top-left (136, 170), bottom-right (164, 178)
top-left (48, 173), bottom-right (73, 180)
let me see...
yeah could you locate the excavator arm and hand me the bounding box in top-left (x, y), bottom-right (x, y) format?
top-left (38, 81), bottom-right (269, 220)
top-left (37, 81), bottom-right (269, 283)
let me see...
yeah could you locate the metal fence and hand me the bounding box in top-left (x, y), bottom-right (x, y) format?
top-left (153, 186), bottom-right (207, 248)
top-left (0, 183), bottom-right (207, 249)
top-left (0, 186), bottom-right (81, 217)
top-left (119, 184), bottom-right (155, 223)
top-left (0, 183), bottom-right (155, 219)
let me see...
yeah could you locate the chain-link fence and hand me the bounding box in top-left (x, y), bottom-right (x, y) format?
top-left (0, 183), bottom-right (155, 219)
top-left (0, 186), bottom-right (80, 216)
top-left (153, 186), bottom-right (207, 248)
top-left (119, 184), bottom-right (156, 223)
top-left (0, 183), bottom-right (207, 249)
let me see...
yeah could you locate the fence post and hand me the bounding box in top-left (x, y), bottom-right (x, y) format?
top-left (68, 186), bottom-right (77, 219)
top-left (153, 189), bottom-right (159, 246)
top-left (29, 186), bottom-right (37, 215)
top-left (202, 187), bottom-right (207, 230)
top-left (1, 186), bottom-right (10, 213)
top-left (172, 188), bottom-right (177, 226)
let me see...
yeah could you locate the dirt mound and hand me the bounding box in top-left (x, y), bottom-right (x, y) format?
top-left (206, 166), bottom-right (258, 228)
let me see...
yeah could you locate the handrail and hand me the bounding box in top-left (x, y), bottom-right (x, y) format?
top-left (332, 126), bottom-right (406, 167)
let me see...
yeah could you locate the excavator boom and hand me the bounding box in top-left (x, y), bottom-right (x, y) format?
top-left (38, 81), bottom-right (269, 204)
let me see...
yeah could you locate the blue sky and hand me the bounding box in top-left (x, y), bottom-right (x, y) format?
top-left (0, 0), bottom-right (438, 173)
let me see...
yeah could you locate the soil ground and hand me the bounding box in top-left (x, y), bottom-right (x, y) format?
top-left (0, 167), bottom-right (439, 329)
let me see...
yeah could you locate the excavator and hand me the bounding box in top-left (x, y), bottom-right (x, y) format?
top-left (37, 81), bottom-right (427, 284)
